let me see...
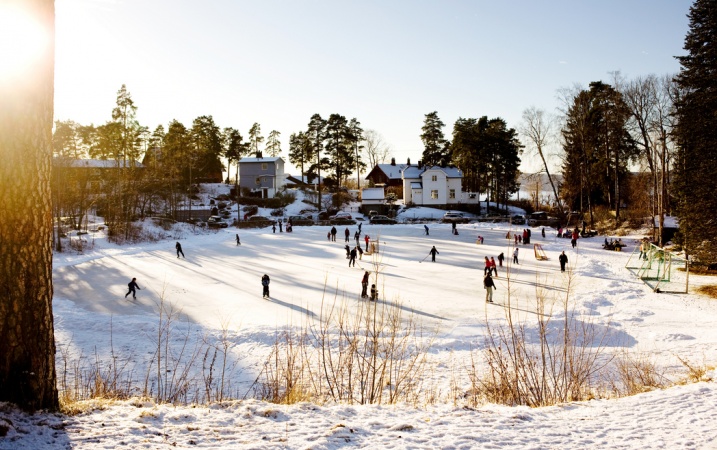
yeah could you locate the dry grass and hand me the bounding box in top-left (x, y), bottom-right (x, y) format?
top-left (695, 285), bottom-right (717, 298)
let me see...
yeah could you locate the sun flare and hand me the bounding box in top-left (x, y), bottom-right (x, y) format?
top-left (0, 4), bottom-right (51, 83)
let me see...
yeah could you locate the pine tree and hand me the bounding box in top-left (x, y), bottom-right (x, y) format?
top-left (0, 0), bottom-right (59, 411)
top-left (673, 0), bottom-right (717, 263)
top-left (421, 112), bottom-right (450, 166)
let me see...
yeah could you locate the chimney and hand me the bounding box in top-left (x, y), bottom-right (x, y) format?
top-left (391, 157), bottom-right (396, 166)
top-left (256, 151), bottom-right (262, 158)
top-left (418, 160), bottom-right (422, 169)
top-left (407, 157), bottom-right (411, 165)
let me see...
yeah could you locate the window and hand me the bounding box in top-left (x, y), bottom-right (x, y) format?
top-left (255, 177), bottom-right (262, 186)
top-left (431, 175), bottom-right (437, 182)
top-left (449, 189), bottom-right (456, 199)
top-left (431, 190), bottom-right (438, 199)
top-left (261, 163), bottom-right (268, 170)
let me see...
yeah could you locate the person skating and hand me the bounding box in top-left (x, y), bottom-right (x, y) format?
top-left (261, 274), bottom-right (271, 298)
top-left (235, 234), bottom-right (241, 246)
top-left (125, 277), bottom-right (141, 299)
top-left (370, 284), bottom-right (377, 301)
top-left (349, 247), bottom-right (357, 267)
top-left (424, 224), bottom-right (429, 236)
top-left (429, 246), bottom-right (439, 262)
top-left (345, 244), bottom-right (351, 259)
top-left (559, 250), bottom-right (568, 272)
top-left (364, 234), bottom-right (370, 252)
top-left (272, 222), bottom-right (276, 233)
top-left (345, 227), bottom-right (350, 243)
top-left (358, 222), bottom-right (362, 234)
top-left (497, 252), bottom-right (504, 267)
top-left (331, 226), bottom-right (337, 242)
top-left (451, 222), bottom-right (456, 235)
top-left (484, 272), bottom-right (497, 303)
top-left (355, 231), bottom-right (360, 246)
top-left (175, 242), bottom-right (185, 258)
top-left (513, 248), bottom-right (519, 264)
top-left (490, 257), bottom-right (498, 276)
top-left (483, 256), bottom-right (491, 275)
top-left (356, 245), bottom-right (364, 260)
top-left (278, 220), bottom-right (283, 232)
top-left (361, 271), bottom-right (370, 298)
top-left (541, 227), bottom-right (546, 238)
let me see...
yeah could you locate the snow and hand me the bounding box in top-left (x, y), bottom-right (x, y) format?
top-left (2, 189), bottom-right (717, 449)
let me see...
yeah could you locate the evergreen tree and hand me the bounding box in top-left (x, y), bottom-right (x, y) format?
top-left (324, 113), bottom-right (354, 195)
top-left (306, 114), bottom-right (327, 209)
top-left (0, 0), bottom-right (59, 411)
top-left (561, 82), bottom-right (636, 224)
top-left (288, 131), bottom-right (312, 184)
top-left (673, 0), bottom-right (717, 263)
top-left (190, 115), bottom-right (224, 181)
top-left (421, 111), bottom-right (450, 166)
top-left (265, 130), bottom-right (281, 157)
top-left (222, 127), bottom-right (247, 184)
top-left (248, 122), bottom-right (264, 156)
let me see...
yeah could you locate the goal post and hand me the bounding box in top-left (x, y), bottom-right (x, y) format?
top-left (626, 242), bottom-right (689, 293)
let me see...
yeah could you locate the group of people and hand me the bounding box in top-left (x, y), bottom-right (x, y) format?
top-left (361, 270), bottom-right (377, 301)
top-left (126, 218), bottom-right (580, 305)
top-left (506, 228), bottom-right (532, 245)
top-left (272, 220), bottom-right (293, 233)
top-left (604, 237), bottom-right (626, 251)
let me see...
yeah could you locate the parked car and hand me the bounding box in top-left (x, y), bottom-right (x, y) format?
top-left (511, 214), bottom-right (526, 225)
top-left (369, 215), bottom-right (397, 225)
top-left (289, 215), bottom-right (314, 226)
top-left (248, 215), bottom-right (272, 223)
top-left (329, 217), bottom-right (356, 225)
top-left (441, 212), bottom-right (469, 223)
top-left (207, 216), bottom-right (228, 228)
top-left (329, 211), bottom-right (352, 220)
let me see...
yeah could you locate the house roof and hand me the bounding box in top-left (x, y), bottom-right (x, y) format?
top-left (402, 165), bottom-right (462, 179)
top-left (361, 187), bottom-right (385, 200)
top-left (410, 182), bottom-right (422, 189)
top-left (239, 156), bottom-right (284, 163)
top-left (54, 158), bottom-right (144, 168)
top-left (366, 163), bottom-right (413, 181)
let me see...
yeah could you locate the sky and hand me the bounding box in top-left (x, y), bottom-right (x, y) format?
top-left (52, 0), bottom-right (693, 173)
top-left (4, 187), bottom-right (716, 447)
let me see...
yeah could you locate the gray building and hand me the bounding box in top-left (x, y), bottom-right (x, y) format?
top-left (238, 154), bottom-right (287, 198)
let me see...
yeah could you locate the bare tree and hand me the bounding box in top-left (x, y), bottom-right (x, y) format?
top-left (0, 0), bottom-right (58, 411)
top-left (362, 129), bottom-right (390, 169)
top-left (520, 107), bottom-right (562, 212)
top-left (620, 73), bottom-right (676, 244)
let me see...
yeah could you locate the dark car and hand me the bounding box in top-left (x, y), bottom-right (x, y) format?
top-left (369, 215), bottom-right (397, 225)
top-left (289, 215), bottom-right (314, 226)
top-left (511, 214), bottom-right (526, 225)
top-left (207, 216), bottom-right (228, 228)
top-left (329, 217), bottom-right (356, 225)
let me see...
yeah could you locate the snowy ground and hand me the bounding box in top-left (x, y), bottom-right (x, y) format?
top-left (2, 190), bottom-right (717, 449)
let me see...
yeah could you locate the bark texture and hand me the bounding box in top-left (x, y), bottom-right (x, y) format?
top-left (0, 0), bottom-right (58, 411)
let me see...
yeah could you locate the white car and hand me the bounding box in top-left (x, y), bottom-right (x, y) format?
top-left (441, 212), bottom-right (469, 223)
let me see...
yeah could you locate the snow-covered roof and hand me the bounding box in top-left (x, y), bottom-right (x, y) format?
top-left (410, 182), bottom-right (422, 189)
top-left (402, 165), bottom-right (462, 179)
top-left (361, 187), bottom-right (385, 200)
top-left (374, 163), bottom-right (412, 180)
top-left (55, 158), bottom-right (144, 169)
top-left (239, 156), bottom-right (284, 163)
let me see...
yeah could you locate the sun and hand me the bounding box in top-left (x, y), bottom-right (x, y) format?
top-left (0, 4), bottom-right (51, 84)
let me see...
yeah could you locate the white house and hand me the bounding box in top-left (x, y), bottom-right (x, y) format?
top-left (238, 154), bottom-right (287, 198)
top-left (402, 165), bottom-right (477, 206)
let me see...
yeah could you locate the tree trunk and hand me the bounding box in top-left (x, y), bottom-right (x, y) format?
top-left (0, 0), bottom-right (58, 411)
